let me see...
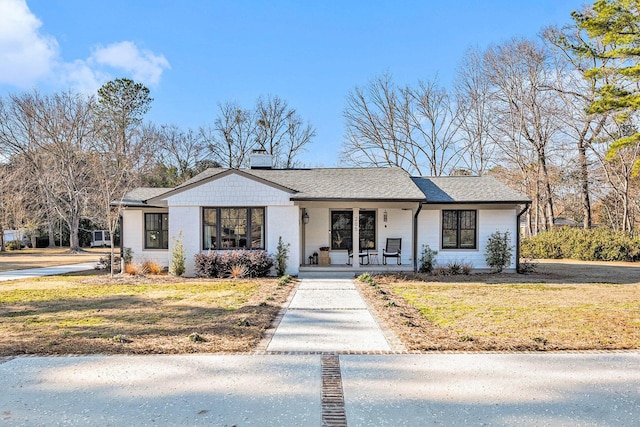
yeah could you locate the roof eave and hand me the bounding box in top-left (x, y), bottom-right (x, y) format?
top-left (147, 169), bottom-right (297, 203)
top-left (291, 197), bottom-right (424, 203)
top-left (423, 200), bottom-right (532, 205)
top-left (110, 201), bottom-right (168, 208)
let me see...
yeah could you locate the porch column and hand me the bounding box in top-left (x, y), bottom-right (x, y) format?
top-left (352, 207), bottom-right (360, 268)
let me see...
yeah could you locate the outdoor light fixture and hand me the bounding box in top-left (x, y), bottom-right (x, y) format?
top-left (302, 210), bottom-right (310, 224)
top-left (383, 209), bottom-right (388, 223)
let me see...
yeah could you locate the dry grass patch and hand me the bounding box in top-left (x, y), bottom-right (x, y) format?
top-left (0, 273), bottom-right (295, 355)
top-left (358, 264), bottom-right (640, 351)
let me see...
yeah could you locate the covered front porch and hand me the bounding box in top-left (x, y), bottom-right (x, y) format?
top-left (296, 201), bottom-right (419, 273)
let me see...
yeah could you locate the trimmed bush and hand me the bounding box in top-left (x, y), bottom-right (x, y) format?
top-left (418, 244), bottom-right (438, 273)
top-left (194, 250), bottom-right (274, 278)
top-left (275, 236), bottom-right (290, 277)
top-left (485, 230), bottom-right (513, 273)
top-left (170, 231), bottom-right (186, 277)
top-left (521, 227), bottom-right (640, 262)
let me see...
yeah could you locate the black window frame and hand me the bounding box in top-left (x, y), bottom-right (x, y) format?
top-left (144, 213), bottom-right (169, 250)
top-left (442, 210), bottom-right (477, 249)
top-left (202, 207), bottom-right (265, 250)
top-left (330, 210), bottom-right (376, 251)
top-left (359, 211), bottom-right (376, 250)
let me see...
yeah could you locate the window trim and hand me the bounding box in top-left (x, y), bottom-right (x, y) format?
top-left (441, 209), bottom-right (477, 250)
top-left (144, 212), bottom-right (169, 250)
top-left (330, 209), bottom-right (377, 251)
top-left (359, 210), bottom-right (377, 250)
top-left (202, 207), bottom-right (265, 250)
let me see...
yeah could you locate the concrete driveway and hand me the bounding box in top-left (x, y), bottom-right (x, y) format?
top-left (1, 353), bottom-right (638, 426)
top-left (0, 263), bottom-right (97, 282)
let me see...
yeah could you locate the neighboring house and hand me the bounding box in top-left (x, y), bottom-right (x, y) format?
top-left (115, 153), bottom-right (530, 276)
top-left (553, 217), bottom-right (581, 228)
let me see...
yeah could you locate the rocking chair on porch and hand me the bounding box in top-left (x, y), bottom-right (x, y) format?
top-left (382, 238), bottom-right (402, 265)
top-left (347, 240), bottom-right (369, 265)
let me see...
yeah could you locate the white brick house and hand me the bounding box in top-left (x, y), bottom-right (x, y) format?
top-left (116, 158), bottom-right (530, 276)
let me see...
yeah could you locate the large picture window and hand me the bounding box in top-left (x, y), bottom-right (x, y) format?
top-left (203, 207), bottom-right (265, 250)
top-left (145, 213), bottom-right (168, 249)
top-left (331, 210), bottom-right (376, 250)
top-left (442, 210), bottom-right (477, 249)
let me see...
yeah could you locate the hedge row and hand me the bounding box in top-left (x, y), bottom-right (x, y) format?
top-left (194, 250), bottom-right (274, 278)
top-left (521, 227), bottom-right (640, 262)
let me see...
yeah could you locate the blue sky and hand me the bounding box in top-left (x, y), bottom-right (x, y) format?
top-left (1, 0), bottom-right (585, 166)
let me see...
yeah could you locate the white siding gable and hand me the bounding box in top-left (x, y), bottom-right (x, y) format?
top-left (165, 173), bottom-right (294, 207)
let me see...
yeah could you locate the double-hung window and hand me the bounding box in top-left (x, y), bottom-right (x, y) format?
top-left (203, 207), bottom-right (265, 250)
top-left (145, 213), bottom-right (168, 249)
top-left (442, 210), bottom-right (477, 249)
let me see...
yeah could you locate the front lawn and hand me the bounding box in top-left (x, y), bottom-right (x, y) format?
top-left (0, 273), bottom-right (294, 355)
top-left (357, 262), bottom-right (640, 351)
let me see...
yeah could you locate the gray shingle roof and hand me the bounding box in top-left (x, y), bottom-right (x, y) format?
top-left (411, 176), bottom-right (530, 204)
top-left (114, 187), bottom-right (172, 207)
top-left (117, 170), bottom-right (530, 206)
top-left (162, 167), bottom-right (426, 201)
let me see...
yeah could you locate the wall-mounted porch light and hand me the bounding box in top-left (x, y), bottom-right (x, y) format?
top-left (302, 209), bottom-right (310, 224)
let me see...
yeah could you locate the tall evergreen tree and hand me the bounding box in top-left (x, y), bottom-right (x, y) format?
top-left (572, 0), bottom-right (640, 160)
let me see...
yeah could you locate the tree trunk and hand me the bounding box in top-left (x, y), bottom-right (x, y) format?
top-left (539, 153), bottom-right (555, 230)
top-left (45, 206), bottom-right (56, 247)
top-left (577, 141), bottom-right (592, 229)
top-left (69, 214), bottom-right (81, 252)
top-left (110, 243), bottom-right (116, 277)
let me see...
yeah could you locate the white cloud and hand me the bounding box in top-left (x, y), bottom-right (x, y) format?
top-left (90, 41), bottom-right (171, 87)
top-left (0, 0), bottom-right (170, 92)
top-left (58, 60), bottom-right (107, 95)
top-left (0, 0), bottom-right (59, 87)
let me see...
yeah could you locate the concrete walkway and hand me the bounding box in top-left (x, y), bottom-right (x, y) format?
top-left (1, 277), bottom-right (639, 426)
top-left (0, 262), bottom-right (97, 282)
top-left (265, 279), bottom-right (398, 353)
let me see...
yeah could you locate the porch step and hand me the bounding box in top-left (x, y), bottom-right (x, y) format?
top-left (298, 264), bottom-right (413, 279)
top-left (298, 271), bottom-right (358, 279)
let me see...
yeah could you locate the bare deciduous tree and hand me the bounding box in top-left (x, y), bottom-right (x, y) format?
top-left (0, 91), bottom-right (94, 252)
top-left (484, 39), bottom-right (562, 232)
top-left (255, 95), bottom-right (316, 167)
top-left (158, 124), bottom-right (207, 182)
top-left (455, 47), bottom-right (496, 176)
top-left (592, 121), bottom-right (640, 232)
top-left (544, 24), bottom-right (610, 229)
top-left (342, 73), bottom-right (462, 176)
top-left (202, 96), bottom-right (315, 169)
top-left (201, 102), bottom-right (256, 168)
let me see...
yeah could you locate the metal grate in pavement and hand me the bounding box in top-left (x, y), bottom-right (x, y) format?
top-left (321, 354), bottom-right (347, 427)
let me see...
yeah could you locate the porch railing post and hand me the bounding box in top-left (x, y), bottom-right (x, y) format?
top-left (353, 207), bottom-right (360, 268)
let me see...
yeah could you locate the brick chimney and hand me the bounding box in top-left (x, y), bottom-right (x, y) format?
top-left (249, 148), bottom-right (273, 169)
